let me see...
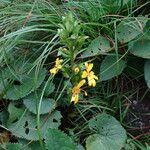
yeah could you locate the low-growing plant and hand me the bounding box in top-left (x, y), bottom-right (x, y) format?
top-left (0, 0), bottom-right (149, 150)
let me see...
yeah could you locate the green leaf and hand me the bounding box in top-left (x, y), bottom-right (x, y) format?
top-left (144, 60), bottom-right (150, 88)
top-left (117, 17), bottom-right (147, 43)
top-left (0, 111), bottom-right (9, 125)
top-left (8, 111), bottom-right (62, 140)
top-left (86, 113), bottom-right (127, 150)
top-left (8, 102), bottom-right (24, 123)
top-left (0, 60), bottom-right (46, 100)
top-left (45, 129), bottom-right (77, 150)
top-left (40, 81), bottom-right (55, 97)
top-left (28, 141), bottom-right (41, 150)
top-left (81, 36), bottom-right (111, 58)
top-left (100, 55), bottom-right (127, 81)
top-left (129, 38), bottom-right (150, 58)
top-left (0, 143), bottom-right (31, 150)
top-left (23, 93), bottom-right (56, 115)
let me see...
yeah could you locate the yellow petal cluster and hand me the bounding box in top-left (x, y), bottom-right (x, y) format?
top-left (71, 80), bottom-right (86, 104)
top-left (82, 62), bottom-right (98, 87)
top-left (49, 58), bottom-right (63, 75)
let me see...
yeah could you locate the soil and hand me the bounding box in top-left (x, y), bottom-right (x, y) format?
top-left (124, 86), bottom-right (150, 143)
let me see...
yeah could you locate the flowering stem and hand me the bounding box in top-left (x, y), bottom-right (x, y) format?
top-left (70, 48), bottom-right (75, 69)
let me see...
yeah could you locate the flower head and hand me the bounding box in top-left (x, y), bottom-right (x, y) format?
top-left (50, 58), bottom-right (63, 75)
top-left (82, 62), bottom-right (98, 87)
top-left (74, 67), bottom-right (80, 74)
top-left (71, 80), bottom-right (86, 104)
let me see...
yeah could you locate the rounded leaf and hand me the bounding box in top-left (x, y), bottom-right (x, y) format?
top-left (117, 17), bottom-right (147, 43)
top-left (129, 38), bottom-right (150, 58)
top-left (0, 60), bottom-right (46, 100)
top-left (100, 55), bottom-right (126, 81)
top-left (81, 36), bottom-right (111, 58)
top-left (23, 94), bottom-right (56, 114)
top-left (45, 129), bottom-right (77, 150)
top-left (8, 111), bottom-right (62, 140)
top-left (86, 113), bottom-right (127, 150)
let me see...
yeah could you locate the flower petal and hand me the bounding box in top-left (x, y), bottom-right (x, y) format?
top-left (78, 79), bottom-right (86, 88)
top-left (50, 68), bottom-right (57, 75)
top-left (71, 94), bottom-right (79, 104)
top-left (82, 71), bottom-right (88, 78)
top-left (85, 63), bottom-right (93, 72)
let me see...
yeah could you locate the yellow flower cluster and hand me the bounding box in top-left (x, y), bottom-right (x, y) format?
top-left (49, 59), bottom-right (98, 104)
top-left (82, 62), bottom-right (98, 87)
top-left (71, 62), bottom-right (98, 104)
top-left (49, 58), bottom-right (63, 75)
top-left (71, 80), bottom-right (87, 104)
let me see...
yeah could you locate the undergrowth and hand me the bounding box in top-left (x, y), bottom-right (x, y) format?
top-left (0, 0), bottom-right (149, 150)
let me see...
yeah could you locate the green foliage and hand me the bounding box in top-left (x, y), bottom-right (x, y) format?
top-left (8, 102), bottom-right (24, 123)
top-left (86, 113), bottom-right (127, 150)
top-left (23, 93), bottom-right (56, 114)
top-left (129, 38), bottom-right (150, 58)
top-left (8, 111), bottom-right (62, 140)
top-left (81, 36), bottom-right (112, 58)
top-left (0, 143), bottom-right (31, 150)
top-left (0, 0), bottom-right (149, 149)
top-left (124, 142), bottom-right (137, 150)
top-left (40, 81), bottom-right (55, 97)
top-left (117, 17), bottom-right (147, 43)
top-left (0, 60), bottom-right (46, 100)
top-left (45, 129), bottom-right (77, 150)
top-left (100, 55), bottom-right (127, 81)
top-left (0, 111), bottom-right (9, 126)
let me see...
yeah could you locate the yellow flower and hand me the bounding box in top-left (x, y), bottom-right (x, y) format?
top-left (74, 67), bottom-right (80, 74)
top-left (82, 62), bottom-right (98, 87)
top-left (71, 80), bottom-right (86, 104)
top-left (49, 58), bottom-right (63, 75)
top-left (55, 58), bottom-right (63, 68)
top-left (49, 67), bottom-right (58, 75)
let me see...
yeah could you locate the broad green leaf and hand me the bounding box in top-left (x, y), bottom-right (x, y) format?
top-left (28, 142), bottom-right (41, 150)
top-left (144, 60), bottom-right (150, 88)
top-left (23, 93), bottom-right (56, 114)
top-left (40, 81), bottom-right (55, 97)
top-left (117, 17), bottom-right (147, 43)
top-left (8, 102), bottom-right (24, 123)
top-left (129, 38), bottom-right (150, 58)
top-left (0, 143), bottom-right (31, 150)
top-left (81, 36), bottom-right (111, 58)
top-left (8, 111), bottom-right (62, 140)
top-left (86, 113), bottom-right (127, 150)
top-left (144, 20), bottom-right (150, 40)
top-left (0, 60), bottom-right (46, 100)
top-left (45, 129), bottom-right (77, 150)
top-left (100, 55), bottom-right (127, 81)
